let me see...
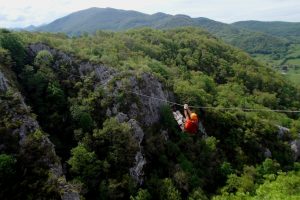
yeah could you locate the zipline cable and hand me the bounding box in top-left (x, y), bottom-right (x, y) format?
top-left (126, 91), bottom-right (300, 113)
top-left (51, 66), bottom-right (300, 114)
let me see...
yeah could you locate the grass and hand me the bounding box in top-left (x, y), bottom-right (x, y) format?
top-left (252, 43), bottom-right (300, 85)
top-left (252, 54), bottom-right (283, 68)
top-left (286, 59), bottom-right (300, 65)
top-left (287, 44), bottom-right (300, 57)
top-left (285, 67), bottom-right (300, 85)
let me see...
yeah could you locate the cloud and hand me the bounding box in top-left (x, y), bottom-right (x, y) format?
top-left (0, 0), bottom-right (299, 28)
top-left (0, 14), bottom-right (7, 21)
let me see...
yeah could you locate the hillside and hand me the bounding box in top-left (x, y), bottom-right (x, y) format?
top-left (232, 21), bottom-right (300, 38)
top-left (32, 7), bottom-right (300, 84)
top-left (1, 28), bottom-right (300, 199)
top-left (233, 21), bottom-right (300, 81)
top-left (34, 8), bottom-right (288, 56)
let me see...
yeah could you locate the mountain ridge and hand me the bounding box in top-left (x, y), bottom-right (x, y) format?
top-left (31, 7), bottom-right (291, 57)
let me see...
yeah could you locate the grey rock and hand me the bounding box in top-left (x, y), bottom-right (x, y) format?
top-left (0, 71), bottom-right (9, 92)
top-left (27, 43), bottom-right (52, 56)
top-left (291, 134), bottom-right (300, 161)
top-left (161, 130), bottom-right (169, 141)
top-left (130, 151), bottom-right (146, 185)
top-left (28, 43), bottom-right (115, 86)
top-left (112, 104), bottom-right (119, 115)
top-left (13, 115), bottom-right (40, 144)
top-left (121, 73), bottom-right (174, 126)
top-left (277, 125), bottom-right (289, 138)
top-left (116, 112), bottom-right (129, 123)
top-left (264, 148), bottom-right (272, 158)
top-left (128, 119), bottom-right (144, 146)
top-left (199, 121), bottom-right (208, 138)
top-left (61, 191), bottom-right (80, 200)
top-left (0, 65), bottom-right (80, 199)
top-left (128, 119), bottom-right (146, 185)
top-left (106, 108), bottom-right (112, 117)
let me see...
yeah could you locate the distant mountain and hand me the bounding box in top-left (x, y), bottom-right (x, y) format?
top-left (23, 25), bottom-right (37, 31)
top-left (36, 7), bottom-right (242, 37)
top-left (12, 25), bottom-right (37, 32)
top-left (232, 21), bottom-right (300, 38)
top-left (35, 7), bottom-right (289, 56)
top-left (37, 7), bottom-right (235, 35)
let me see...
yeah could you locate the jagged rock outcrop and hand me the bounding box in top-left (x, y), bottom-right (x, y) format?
top-left (26, 43), bottom-right (174, 185)
top-left (0, 71), bottom-right (9, 92)
top-left (27, 43), bottom-right (173, 125)
top-left (128, 119), bottom-right (146, 185)
top-left (112, 73), bottom-right (174, 126)
top-left (264, 148), bottom-right (272, 158)
top-left (291, 134), bottom-right (300, 161)
top-left (27, 43), bottom-right (115, 85)
top-left (0, 66), bottom-right (80, 200)
top-left (277, 125), bottom-right (290, 139)
top-left (276, 126), bottom-right (300, 161)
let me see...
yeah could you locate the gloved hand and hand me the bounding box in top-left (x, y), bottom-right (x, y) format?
top-left (184, 104), bottom-right (188, 110)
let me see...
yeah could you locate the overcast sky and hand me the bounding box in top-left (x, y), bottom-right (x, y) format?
top-left (1, 0), bottom-right (300, 28)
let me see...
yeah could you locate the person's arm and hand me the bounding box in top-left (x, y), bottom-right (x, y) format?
top-left (187, 107), bottom-right (192, 116)
top-left (184, 104), bottom-right (190, 120)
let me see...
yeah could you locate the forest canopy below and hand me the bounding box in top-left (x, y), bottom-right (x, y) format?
top-left (0, 27), bottom-right (300, 199)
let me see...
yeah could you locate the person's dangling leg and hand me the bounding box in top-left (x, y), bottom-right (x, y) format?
top-left (173, 110), bottom-right (185, 131)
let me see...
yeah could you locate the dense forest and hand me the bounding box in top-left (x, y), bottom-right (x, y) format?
top-left (232, 21), bottom-right (300, 84)
top-left (33, 7), bottom-right (290, 57)
top-left (0, 27), bottom-right (300, 199)
top-left (27, 7), bottom-right (300, 84)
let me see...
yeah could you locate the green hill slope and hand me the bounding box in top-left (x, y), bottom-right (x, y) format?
top-left (1, 28), bottom-right (300, 199)
top-left (232, 21), bottom-right (300, 38)
top-left (35, 8), bottom-right (288, 56)
top-left (232, 21), bottom-right (300, 82)
top-left (34, 7), bottom-right (300, 83)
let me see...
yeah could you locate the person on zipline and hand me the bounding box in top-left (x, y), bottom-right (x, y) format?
top-left (173, 104), bottom-right (199, 134)
top-left (183, 104), bottom-right (199, 134)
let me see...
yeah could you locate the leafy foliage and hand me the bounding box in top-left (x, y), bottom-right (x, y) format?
top-left (0, 29), bottom-right (25, 72)
top-left (213, 162), bottom-right (300, 200)
top-left (1, 27), bottom-right (299, 199)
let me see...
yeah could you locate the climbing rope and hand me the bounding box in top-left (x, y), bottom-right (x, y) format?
top-left (50, 66), bottom-right (300, 114)
top-left (127, 91), bottom-right (300, 113)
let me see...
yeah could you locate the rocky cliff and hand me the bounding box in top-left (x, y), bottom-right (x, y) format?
top-left (0, 59), bottom-right (80, 199)
top-left (26, 43), bottom-right (174, 186)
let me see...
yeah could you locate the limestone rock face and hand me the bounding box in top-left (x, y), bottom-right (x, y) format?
top-left (0, 71), bottom-right (9, 92)
top-left (110, 73), bottom-right (173, 184)
top-left (27, 43), bottom-right (174, 185)
top-left (276, 126), bottom-right (300, 161)
top-left (277, 125), bottom-right (290, 139)
top-left (291, 134), bottom-right (300, 161)
top-left (0, 66), bottom-right (80, 200)
top-left (27, 43), bottom-right (115, 85)
top-left (28, 43), bottom-right (173, 126)
top-left (111, 73), bottom-right (174, 126)
top-left (128, 119), bottom-right (146, 185)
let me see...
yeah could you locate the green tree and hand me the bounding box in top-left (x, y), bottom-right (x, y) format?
top-left (68, 144), bottom-right (101, 181)
top-left (257, 159), bottom-right (281, 176)
top-left (92, 118), bottom-right (138, 174)
top-left (0, 154), bottom-right (16, 181)
top-left (130, 189), bottom-right (151, 200)
top-left (253, 171), bottom-right (300, 200)
top-left (160, 178), bottom-right (181, 200)
top-left (0, 29), bottom-right (25, 72)
top-left (34, 50), bottom-right (53, 68)
top-left (188, 188), bottom-right (209, 200)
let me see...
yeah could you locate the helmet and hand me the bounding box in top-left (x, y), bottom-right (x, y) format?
top-left (190, 113), bottom-right (198, 120)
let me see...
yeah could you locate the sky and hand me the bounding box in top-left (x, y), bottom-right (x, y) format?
top-left (1, 0), bottom-right (300, 28)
